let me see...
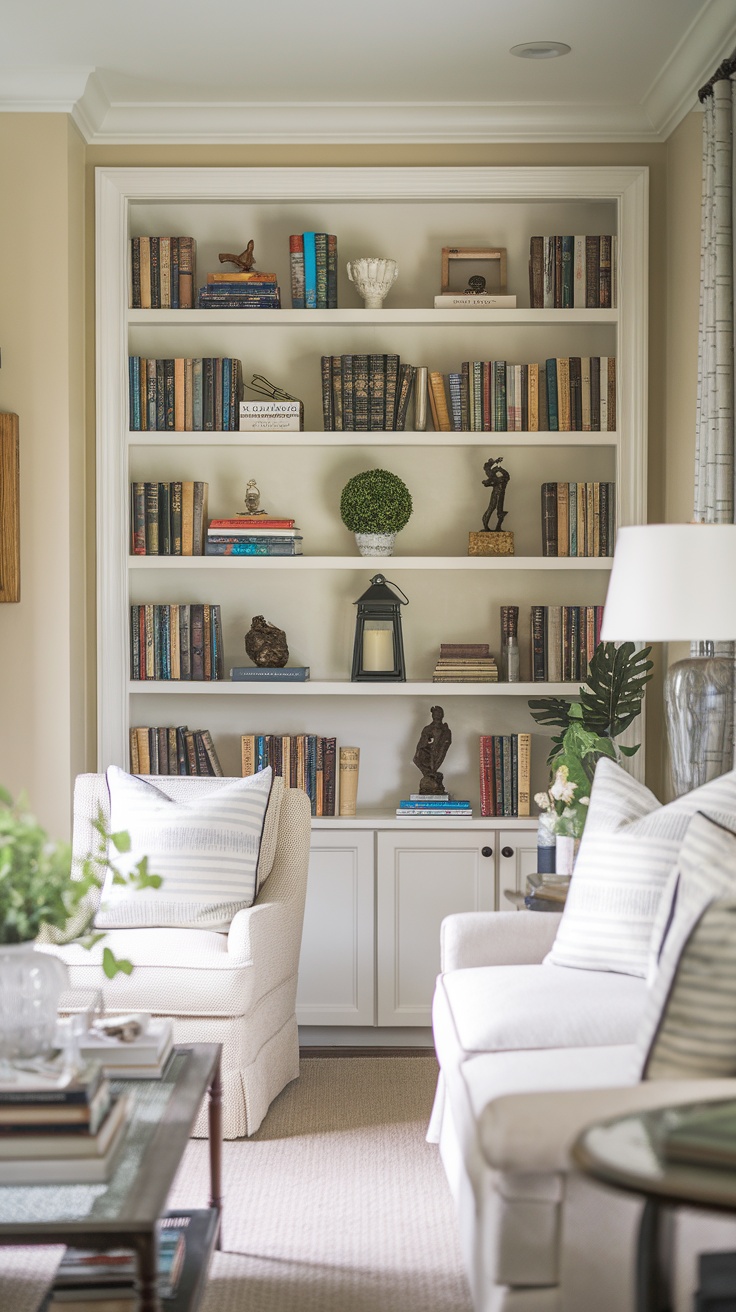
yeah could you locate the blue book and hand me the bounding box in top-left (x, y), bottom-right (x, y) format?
top-left (222, 357), bottom-right (231, 432)
top-left (230, 667), bottom-right (310, 681)
top-left (129, 357), bottom-right (141, 430)
top-left (303, 233), bottom-right (317, 309)
top-left (546, 359), bottom-right (559, 432)
top-left (398, 800), bottom-right (471, 809)
top-left (256, 735), bottom-right (266, 770)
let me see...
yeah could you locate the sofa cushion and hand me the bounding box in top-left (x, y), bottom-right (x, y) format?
top-left (636, 813), bottom-right (736, 1079)
top-left (95, 765), bottom-right (273, 931)
top-left (433, 963), bottom-right (646, 1068)
top-left (647, 810), bottom-right (736, 985)
top-left (546, 758), bottom-right (736, 978)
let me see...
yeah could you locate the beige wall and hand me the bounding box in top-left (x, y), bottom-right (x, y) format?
top-left (0, 120), bottom-right (704, 829)
top-left (0, 116), bottom-right (88, 838)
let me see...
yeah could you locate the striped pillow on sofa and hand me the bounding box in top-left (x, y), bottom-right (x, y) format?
top-left (546, 759), bottom-right (736, 978)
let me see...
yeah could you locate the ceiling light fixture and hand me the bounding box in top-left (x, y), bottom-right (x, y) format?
top-left (510, 42), bottom-right (571, 59)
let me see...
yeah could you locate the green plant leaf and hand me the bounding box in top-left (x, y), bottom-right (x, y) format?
top-left (579, 642), bottom-right (653, 739)
top-left (528, 697), bottom-right (573, 731)
top-left (109, 830), bottom-right (131, 853)
top-left (339, 468), bottom-right (413, 534)
top-left (102, 947), bottom-right (133, 979)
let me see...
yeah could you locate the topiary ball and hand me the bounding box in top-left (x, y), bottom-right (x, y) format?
top-left (340, 469), bottom-right (413, 535)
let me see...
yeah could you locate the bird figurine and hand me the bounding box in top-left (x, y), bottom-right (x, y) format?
top-left (218, 240), bottom-right (256, 272)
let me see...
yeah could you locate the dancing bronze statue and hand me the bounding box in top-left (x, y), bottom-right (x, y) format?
top-left (481, 456), bottom-right (510, 532)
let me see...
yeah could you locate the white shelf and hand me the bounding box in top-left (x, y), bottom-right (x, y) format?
top-left (128, 430), bottom-right (620, 448)
top-left (128, 555), bottom-right (613, 571)
top-left (309, 814), bottom-right (538, 830)
top-left (128, 308), bottom-right (619, 327)
top-left (128, 680), bottom-right (579, 696)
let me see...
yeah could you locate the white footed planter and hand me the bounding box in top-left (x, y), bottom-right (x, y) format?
top-left (346, 258), bottom-right (399, 308)
top-left (355, 532), bottom-right (396, 557)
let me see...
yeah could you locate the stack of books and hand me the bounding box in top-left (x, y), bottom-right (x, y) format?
top-left (46, 1218), bottom-right (186, 1308)
top-left (197, 270), bottom-right (282, 309)
top-left (524, 872), bottom-right (571, 911)
top-left (430, 356), bottom-right (617, 433)
top-left (396, 796), bottom-right (473, 819)
top-left (241, 734), bottom-right (337, 816)
top-left (530, 605), bottom-right (604, 682)
top-left (128, 236), bottom-right (197, 309)
top-left (289, 232), bottom-right (338, 308)
top-left (74, 1018), bottom-right (174, 1080)
top-left (130, 603), bottom-right (224, 681)
top-left (130, 480), bottom-right (208, 556)
top-left (479, 733), bottom-right (532, 818)
top-left (320, 355), bottom-right (416, 431)
top-left (128, 356), bottom-right (243, 431)
top-left (432, 643), bottom-right (499, 683)
top-left (206, 515), bottom-right (303, 556)
top-left (540, 482), bottom-right (616, 557)
top-left (0, 1061), bottom-right (130, 1185)
top-left (129, 725), bottom-right (223, 777)
top-left (529, 234), bottom-right (617, 309)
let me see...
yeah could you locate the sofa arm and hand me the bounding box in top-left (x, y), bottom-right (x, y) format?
top-left (227, 897), bottom-right (299, 1001)
top-left (440, 910), bottom-right (563, 972)
top-left (479, 1078), bottom-right (736, 1175)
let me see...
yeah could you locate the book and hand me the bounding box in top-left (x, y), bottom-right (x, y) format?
top-left (289, 234), bottom-right (305, 308)
top-left (0, 1092), bottom-right (131, 1160)
top-left (0, 1100), bottom-right (128, 1184)
top-left (239, 400), bottom-right (303, 432)
top-left (230, 667), bottom-right (310, 681)
top-left (74, 1019), bottom-right (172, 1070)
top-left (398, 800), bottom-right (471, 810)
top-left (479, 733), bottom-right (531, 817)
top-left (433, 293), bottom-right (517, 308)
top-left (0, 1060), bottom-right (104, 1107)
top-left (209, 517), bottom-right (296, 529)
top-left (339, 746), bottom-right (359, 817)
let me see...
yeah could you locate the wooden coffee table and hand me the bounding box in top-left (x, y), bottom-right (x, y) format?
top-left (0, 1044), bottom-right (222, 1312)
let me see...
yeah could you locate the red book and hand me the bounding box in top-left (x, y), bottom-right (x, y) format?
top-left (209, 518), bottom-right (295, 529)
top-left (479, 736), bottom-right (492, 818)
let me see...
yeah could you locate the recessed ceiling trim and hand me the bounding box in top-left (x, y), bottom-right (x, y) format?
top-left (641, 0), bottom-right (736, 140)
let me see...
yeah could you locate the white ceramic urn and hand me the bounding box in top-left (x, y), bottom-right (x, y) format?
top-left (346, 258), bottom-right (399, 308)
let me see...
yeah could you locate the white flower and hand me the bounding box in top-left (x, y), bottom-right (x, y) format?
top-left (580, 796), bottom-right (590, 806)
top-left (534, 791), bottom-right (553, 810)
top-left (549, 766), bottom-right (577, 805)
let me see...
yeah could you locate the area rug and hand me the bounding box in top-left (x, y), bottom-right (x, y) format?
top-left (169, 1055), bottom-right (471, 1312)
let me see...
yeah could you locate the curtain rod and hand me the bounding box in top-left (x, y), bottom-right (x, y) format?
top-left (698, 49), bottom-right (736, 102)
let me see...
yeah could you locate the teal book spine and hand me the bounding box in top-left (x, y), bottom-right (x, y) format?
top-left (561, 235), bottom-right (574, 308)
top-left (221, 357), bottom-right (231, 432)
top-left (546, 359), bottom-right (559, 431)
top-left (303, 233), bottom-right (317, 309)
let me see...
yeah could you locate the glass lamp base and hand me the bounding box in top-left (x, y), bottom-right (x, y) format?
top-left (664, 657), bottom-right (734, 797)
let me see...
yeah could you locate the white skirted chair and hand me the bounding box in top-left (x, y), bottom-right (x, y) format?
top-left (41, 773), bottom-right (311, 1139)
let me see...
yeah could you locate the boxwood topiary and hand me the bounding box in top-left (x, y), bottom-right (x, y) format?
top-left (340, 469), bottom-right (413, 534)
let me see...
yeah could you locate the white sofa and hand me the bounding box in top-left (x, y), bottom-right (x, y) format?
top-left (429, 909), bottom-right (736, 1312)
top-left (41, 773), bottom-right (311, 1139)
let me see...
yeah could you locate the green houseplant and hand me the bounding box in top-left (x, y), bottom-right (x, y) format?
top-left (0, 787), bottom-right (161, 1065)
top-left (529, 641), bottom-right (653, 853)
top-left (340, 468), bottom-right (413, 557)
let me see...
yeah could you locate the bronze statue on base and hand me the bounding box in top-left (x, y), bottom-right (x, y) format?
top-left (469, 455), bottom-right (515, 557)
top-left (245, 615), bottom-right (289, 668)
top-left (218, 239), bottom-right (256, 272)
top-left (413, 705), bottom-right (452, 795)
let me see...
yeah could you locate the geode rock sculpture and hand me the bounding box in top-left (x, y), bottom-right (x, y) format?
top-left (245, 615), bottom-right (289, 668)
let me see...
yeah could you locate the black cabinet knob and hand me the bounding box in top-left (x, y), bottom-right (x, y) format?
top-left (481, 846), bottom-right (493, 858)
top-left (501, 846), bottom-right (514, 858)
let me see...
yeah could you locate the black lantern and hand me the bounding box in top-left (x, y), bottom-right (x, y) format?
top-left (351, 574), bottom-right (409, 681)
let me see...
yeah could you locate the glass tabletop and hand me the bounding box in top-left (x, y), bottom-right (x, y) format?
top-left (0, 1047), bottom-right (217, 1235)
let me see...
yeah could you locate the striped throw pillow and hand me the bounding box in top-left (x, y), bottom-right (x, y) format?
top-left (95, 765), bottom-right (274, 931)
top-left (546, 759), bottom-right (736, 978)
top-left (637, 813), bottom-right (736, 1079)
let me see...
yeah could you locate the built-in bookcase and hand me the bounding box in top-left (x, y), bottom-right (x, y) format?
top-left (96, 166), bottom-right (648, 827)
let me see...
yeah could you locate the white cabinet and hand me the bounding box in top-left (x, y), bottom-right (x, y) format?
top-left (296, 830), bottom-right (375, 1026)
top-left (376, 830), bottom-right (497, 1026)
top-left (497, 828), bottom-right (540, 908)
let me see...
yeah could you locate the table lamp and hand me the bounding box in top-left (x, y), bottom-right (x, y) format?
top-left (600, 524), bottom-right (736, 795)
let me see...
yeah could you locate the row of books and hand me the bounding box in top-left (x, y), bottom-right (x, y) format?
top-left (206, 514), bottom-right (303, 557)
top-left (129, 725), bottom-right (224, 776)
top-left (45, 1220), bottom-right (186, 1308)
top-left (528, 234), bottom-right (617, 309)
top-left (432, 642), bottom-right (499, 683)
top-left (396, 796), bottom-right (473, 818)
top-left (541, 481), bottom-right (616, 557)
top-left (429, 357), bottom-right (617, 433)
top-left (241, 734), bottom-right (337, 816)
top-left (197, 270), bottom-right (282, 309)
top-left (320, 354), bottom-right (416, 431)
top-left (128, 356), bottom-right (244, 431)
top-left (128, 235), bottom-right (197, 309)
top-left (290, 233), bottom-right (338, 309)
top-left (479, 733), bottom-right (532, 818)
top-left (130, 480), bottom-right (208, 556)
top-left (130, 603), bottom-right (224, 681)
top-left (530, 605), bottom-right (605, 682)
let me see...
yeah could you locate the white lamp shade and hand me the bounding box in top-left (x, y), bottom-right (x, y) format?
top-left (601, 524), bottom-right (736, 642)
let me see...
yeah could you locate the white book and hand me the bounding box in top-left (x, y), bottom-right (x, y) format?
top-left (0, 1092), bottom-right (131, 1160)
top-left (77, 1018), bottom-right (172, 1068)
top-left (0, 1101), bottom-right (129, 1183)
top-left (433, 294), bottom-right (517, 309)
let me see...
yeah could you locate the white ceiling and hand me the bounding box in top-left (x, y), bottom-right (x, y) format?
top-left (1, 0), bottom-right (735, 144)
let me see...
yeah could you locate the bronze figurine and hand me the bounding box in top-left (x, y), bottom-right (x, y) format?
top-left (481, 456), bottom-right (510, 532)
top-left (218, 239), bottom-right (256, 272)
top-left (413, 705), bottom-right (452, 795)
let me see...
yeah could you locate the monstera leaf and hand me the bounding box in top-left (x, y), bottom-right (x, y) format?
top-left (529, 640), bottom-right (653, 762)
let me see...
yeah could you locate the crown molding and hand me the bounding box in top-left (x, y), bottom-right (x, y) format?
top-left (640, 0), bottom-right (736, 139)
top-left (0, 67), bottom-right (92, 112)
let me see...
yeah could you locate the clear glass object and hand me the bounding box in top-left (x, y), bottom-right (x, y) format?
top-left (665, 650), bottom-right (734, 797)
top-left (0, 945), bottom-right (69, 1075)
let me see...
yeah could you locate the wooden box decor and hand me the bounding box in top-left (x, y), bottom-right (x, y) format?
top-left (468, 530), bottom-right (514, 557)
top-left (440, 247), bottom-right (507, 295)
top-left (0, 413), bottom-right (20, 602)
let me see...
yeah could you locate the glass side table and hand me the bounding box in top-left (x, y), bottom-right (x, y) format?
top-left (0, 1044), bottom-right (222, 1312)
top-left (573, 1101), bottom-right (736, 1312)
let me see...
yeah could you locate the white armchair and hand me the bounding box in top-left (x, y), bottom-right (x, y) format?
top-left (41, 774), bottom-right (311, 1139)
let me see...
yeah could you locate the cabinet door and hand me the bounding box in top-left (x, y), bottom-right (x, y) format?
top-left (296, 831), bottom-right (375, 1026)
top-left (376, 831), bottom-right (496, 1027)
top-left (497, 827), bottom-right (539, 908)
